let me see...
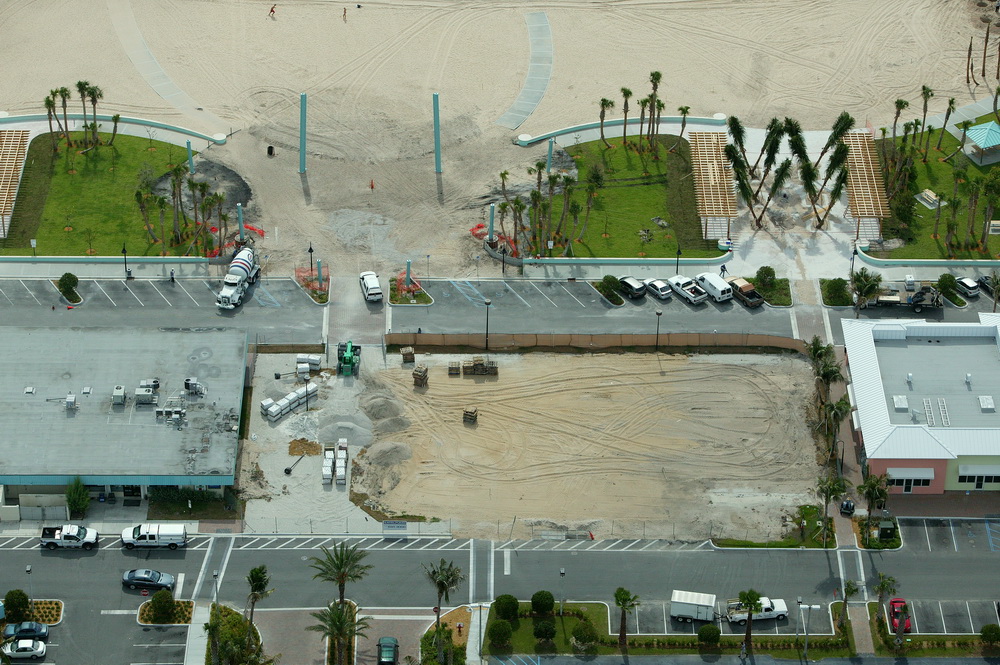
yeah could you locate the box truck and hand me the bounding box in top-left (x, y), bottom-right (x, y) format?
top-left (670, 589), bottom-right (717, 622)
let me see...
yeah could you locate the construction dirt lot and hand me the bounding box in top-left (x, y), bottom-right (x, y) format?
top-left (352, 351), bottom-right (819, 542)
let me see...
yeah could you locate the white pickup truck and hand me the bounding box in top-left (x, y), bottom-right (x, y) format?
top-left (40, 524), bottom-right (99, 550)
top-left (726, 597), bottom-right (788, 625)
top-left (667, 275), bottom-right (708, 304)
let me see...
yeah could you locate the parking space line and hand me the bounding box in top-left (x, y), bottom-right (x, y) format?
top-left (939, 603), bottom-right (946, 632)
top-left (912, 607), bottom-right (920, 634)
top-left (93, 280), bottom-right (117, 306)
top-left (175, 573), bottom-right (185, 599)
top-left (529, 281), bottom-right (558, 306)
top-left (122, 281), bottom-right (144, 306)
top-left (502, 282), bottom-right (531, 306)
top-left (559, 284), bottom-right (587, 307)
top-left (19, 280), bottom-right (41, 305)
top-left (663, 603), bottom-right (668, 633)
top-left (0, 287), bottom-right (11, 304)
top-left (949, 519), bottom-right (958, 551)
top-left (503, 548), bottom-right (511, 575)
top-left (925, 522), bottom-right (931, 550)
top-left (148, 281), bottom-right (172, 305)
top-left (176, 281), bottom-right (200, 305)
top-left (967, 602), bottom-right (975, 632)
top-left (788, 309), bottom-right (799, 339)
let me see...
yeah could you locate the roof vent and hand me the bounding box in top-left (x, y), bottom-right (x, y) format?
top-left (24, 386), bottom-right (35, 395)
top-left (906, 373), bottom-right (913, 385)
top-left (966, 373), bottom-right (973, 387)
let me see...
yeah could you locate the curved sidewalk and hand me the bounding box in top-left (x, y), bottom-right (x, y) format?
top-left (496, 12), bottom-right (552, 130)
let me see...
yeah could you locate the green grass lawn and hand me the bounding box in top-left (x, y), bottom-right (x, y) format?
top-left (820, 278), bottom-right (852, 306)
top-left (1, 132), bottom-right (198, 257)
top-left (744, 277), bottom-right (791, 306)
top-left (528, 136), bottom-right (714, 259)
top-left (876, 118), bottom-right (1000, 260)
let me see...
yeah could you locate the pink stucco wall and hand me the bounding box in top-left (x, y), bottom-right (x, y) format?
top-left (868, 459), bottom-right (949, 494)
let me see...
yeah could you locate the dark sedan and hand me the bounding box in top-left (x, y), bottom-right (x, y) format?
top-left (122, 568), bottom-right (175, 591)
top-left (2, 622), bottom-right (49, 642)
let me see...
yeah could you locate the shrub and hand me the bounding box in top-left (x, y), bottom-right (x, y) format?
top-left (149, 588), bottom-right (175, 624)
top-left (698, 624), bottom-right (721, 645)
top-left (533, 620), bottom-right (556, 642)
top-left (531, 590), bottom-right (555, 614)
top-left (572, 619), bottom-right (598, 647)
top-left (601, 275), bottom-right (619, 292)
top-left (4, 589), bottom-right (30, 622)
top-left (494, 594), bottom-right (519, 621)
top-left (65, 475), bottom-right (89, 518)
top-left (57, 272), bottom-right (79, 300)
top-left (755, 266), bottom-right (776, 289)
top-left (825, 277), bottom-right (850, 305)
top-left (983, 623), bottom-right (1000, 645)
top-left (488, 619), bottom-right (512, 646)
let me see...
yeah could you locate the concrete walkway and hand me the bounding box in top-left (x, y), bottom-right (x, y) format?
top-left (496, 13), bottom-right (552, 130)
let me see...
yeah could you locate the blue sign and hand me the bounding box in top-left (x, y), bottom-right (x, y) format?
top-left (382, 520), bottom-right (407, 531)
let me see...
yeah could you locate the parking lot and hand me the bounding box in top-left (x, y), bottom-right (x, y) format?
top-left (389, 278), bottom-right (795, 337)
top-left (898, 517), bottom-right (1000, 553)
top-left (627, 601), bottom-right (834, 636)
top-left (878, 599), bottom-right (1000, 635)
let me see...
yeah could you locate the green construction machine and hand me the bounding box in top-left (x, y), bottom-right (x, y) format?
top-left (337, 341), bottom-right (361, 376)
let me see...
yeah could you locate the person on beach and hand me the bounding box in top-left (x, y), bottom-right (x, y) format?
top-left (343, 7), bottom-right (347, 21)
top-left (269, 4), bottom-right (276, 17)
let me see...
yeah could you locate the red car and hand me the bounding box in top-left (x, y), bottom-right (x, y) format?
top-left (889, 598), bottom-right (911, 633)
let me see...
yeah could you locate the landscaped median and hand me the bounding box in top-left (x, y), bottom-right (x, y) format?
top-left (866, 601), bottom-right (1000, 657)
top-left (137, 589), bottom-right (193, 625)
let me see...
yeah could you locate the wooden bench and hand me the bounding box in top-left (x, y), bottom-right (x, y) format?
top-left (921, 189), bottom-right (940, 206)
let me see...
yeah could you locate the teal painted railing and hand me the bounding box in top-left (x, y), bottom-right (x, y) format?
top-left (514, 116), bottom-right (727, 146)
top-left (0, 113), bottom-right (226, 145)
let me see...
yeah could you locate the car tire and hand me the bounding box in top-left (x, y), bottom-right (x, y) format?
top-left (777, 614), bottom-right (786, 621)
top-left (30, 656), bottom-right (40, 660)
top-left (685, 617), bottom-right (693, 623)
top-left (168, 543), bottom-right (178, 550)
top-left (739, 619), bottom-right (747, 626)
top-left (129, 583), bottom-right (137, 590)
top-left (125, 543), bottom-right (135, 550)
top-left (83, 542), bottom-right (94, 550)
top-left (46, 542), bottom-right (57, 550)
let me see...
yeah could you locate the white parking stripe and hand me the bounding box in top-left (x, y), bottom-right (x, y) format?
top-left (175, 573), bottom-right (185, 598)
top-left (0, 287), bottom-right (12, 304)
top-left (149, 282), bottom-right (172, 305)
top-left (949, 519), bottom-right (958, 551)
top-left (967, 602), bottom-right (975, 632)
top-left (94, 280), bottom-right (117, 306)
top-left (503, 548), bottom-right (511, 575)
top-left (502, 282), bottom-right (531, 306)
top-left (176, 281), bottom-right (199, 305)
top-left (559, 284), bottom-right (586, 307)
top-left (122, 281), bottom-right (144, 306)
top-left (19, 280), bottom-right (41, 305)
top-left (101, 609), bottom-right (134, 615)
top-left (530, 281), bottom-right (558, 306)
top-left (924, 522), bottom-right (931, 550)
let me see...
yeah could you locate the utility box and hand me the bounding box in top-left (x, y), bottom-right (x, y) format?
top-left (112, 385), bottom-right (126, 405)
top-left (134, 387), bottom-right (156, 404)
top-left (65, 394), bottom-right (77, 410)
top-left (139, 378), bottom-right (160, 390)
top-left (878, 520), bottom-right (897, 541)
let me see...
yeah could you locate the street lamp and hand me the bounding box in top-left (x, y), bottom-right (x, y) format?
top-left (675, 245), bottom-right (682, 274)
top-left (655, 309), bottom-right (663, 353)
top-left (850, 248), bottom-right (858, 278)
top-left (426, 254), bottom-right (431, 279)
top-left (212, 569), bottom-right (219, 608)
top-left (122, 242), bottom-right (129, 278)
top-left (25, 565), bottom-right (33, 619)
top-left (559, 568), bottom-right (566, 616)
top-left (803, 602), bottom-right (821, 661)
top-left (308, 242), bottom-right (314, 277)
top-left (484, 299), bottom-right (491, 351)
top-left (795, 597), bottom-right (802, 647)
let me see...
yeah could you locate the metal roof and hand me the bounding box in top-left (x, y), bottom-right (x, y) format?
top-left (843, 318), bottom-right (1000, 460)
top-left (966, 120), bottom-right (1000, 150)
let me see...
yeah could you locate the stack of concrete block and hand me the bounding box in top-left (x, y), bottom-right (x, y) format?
top-left (263, 382), bottom-right (318, 422)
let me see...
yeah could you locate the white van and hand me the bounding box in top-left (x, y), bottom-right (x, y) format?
top-left (695, 272), bottom-right (734, 303)
top-left (359, 271), bottom-right (383, 302)
top-left (121, 523), bottom-right (188, 550)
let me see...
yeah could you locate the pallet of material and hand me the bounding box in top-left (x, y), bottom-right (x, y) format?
top-left (413, 364), bottom-right (428, 387)
top-left (448, 361), bottom-right (461, 375)
top-left (463, 407), bottom-right (478, 423)
top-left (462, 360), bottom-right (474, 375)
top-left (400, 346), bottom-right (415, 363)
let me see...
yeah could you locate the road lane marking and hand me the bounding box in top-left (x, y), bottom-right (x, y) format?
top-left (176, 281), bottom-right (200, 305)
top-left (122, 280), bottom-right (144, 306)
top-left (924, 522), bottom-right (931, 550)
top-left (966, 602), bottom-right (975, 632)
top-left (94, 280), bottom-right (117, 306)
top-left (149, 282), bottom-right (172, 305)
top-left (949, 519), bottom-right (958, 551)
top-left (174, 573), bottom-right (185, 599)
top-left (559, 283), bottom-right (586, 307)
top-left (101, 610), bottom-right (134, 615)
top-left (468, 538), bottom-right (475, 604)
top-left (503, 548), bottom-right (511, 576)
top-left (502, 281), bottom-right (531, 306)
top-left (0, 287), bottom-right (12, 304)
top-left (19, 280), bottom-right (41, 305)
top-left (789, 309), bottom-right (799, 340)
top-left (529, 281), bottom-right (558, 306)
top-left (488, 540), bottom-right (495, 599)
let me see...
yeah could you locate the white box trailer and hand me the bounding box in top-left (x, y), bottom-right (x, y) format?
top-left (670, 589), bottom-right (717, 622)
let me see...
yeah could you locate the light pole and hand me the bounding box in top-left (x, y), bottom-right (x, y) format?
top-left (675, 245), bottom-right (682, 274)
top-left (426, 254), bottom-right (431, 280)
top-left (484, 298), bottom-right (491, 351)
top-left (850, 248), bottom-right (858, 277)
top-left (308, 242), bottom-right (314, 277)
top-left (795, 597), bottom-right (802, 650)
top-left (476, 255), bottom-right (481, 284)
top-left (803, 602), bottom-right (821, 661)
top-left (122, 243), bottom-right (129, 278)
top-left (836, 439), bottom-right (845, 478)
top-left (559, 567), bottom-right (566, 616)
top-left (212, 569), bottom-right (219, 608)
top-left (655, 309), bottom-right (663, 353)
top-left (25, 565), bottom-right (33, 619)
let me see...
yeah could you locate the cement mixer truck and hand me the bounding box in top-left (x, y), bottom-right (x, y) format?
top-left (216, 246), bottom-right (261, 309)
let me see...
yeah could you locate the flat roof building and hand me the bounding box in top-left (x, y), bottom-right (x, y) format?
top-left (0, 327), bottom-right (246, 516)
top-left (843, 317), bottom-right (1000, 494)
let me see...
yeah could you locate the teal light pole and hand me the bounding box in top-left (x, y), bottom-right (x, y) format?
top-left (433, 93), bottom-right (442, 174)
top-left (186, 140), bottom-right (195, 174)
top-left (299, 93), bottom-right (307, 174)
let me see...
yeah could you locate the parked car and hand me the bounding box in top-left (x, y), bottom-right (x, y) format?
top-left (643, 278), bottom-right (673, 300)
top-left (0, 599), bottom-right (5, 621)
top-left (889, 598), bottom-right (911, 633)
top-left (377, 637), bottom-right (399, 665)
top-left (839, 499), bottom-right (855, 516)
top-left (956, 277), bottom-right (980, 297)
top-left (1, 639), bottom-right (46, 660)
top-left (2, 622), bottom-right (49, 642)
top-left (359, 271), bottom-right (383, 302)
top-left (618, 276), bottom-right (646, 299)
top-left (977, 275), bottom-right (997, 295)
top-left (122, 568), bottom-right (175, 591)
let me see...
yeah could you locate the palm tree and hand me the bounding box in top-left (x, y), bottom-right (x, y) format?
top-left (654, 99), bottom-right (665, 149)
top-left (620, 87), bottom-right (632, 147)
top-left (47, 89), bottom-right (67, 141)
top-left (727, 143), bottom-right (756, 224)
top-left (498, 170), bottom-right (511, 204)
top-left (815, 473), bottom-right (849, 545)
top-left (308, 543), bottom-right (373, 606)
top-left (135, 188), bottom-right (158, 242)
top-left (637, 98), bottom-right (649, 151)
top-left (87, 85), bottom-right (104, 146)
top-left (614, 587), bottom-right (640, 650)
top-left (578, 183), bottom-right (597, 241)
top-left (822, 395), bottom-right (852, 451)
top-left (109, 114), bottom-right (121, 146)
top-left (155, 196), bottom-right (169, 253)
top-left (891, 98), bottom-right (909, 143)
top-left (43, 96), bottom-right (59, 153)
top-left (204, 607), bottom-right (223, 665)
top-left (815, 111), bottom-right (855, 168)
top-left (598, 98), bottom-right (614, 149)
top-left (245, 565), bottom-right (273, 647)
top-left (511, 195), bottom-right (527, 256)
top-left (554, 175), bottom-right (575, 236)
top-left (307, 603), bottom-right (371, 665)
top-left (851, 267), bottom-right (884, 317)
top-left (818, 168), bottom-right (849, 229)
top-left (814, 143), bottom-right (850, 229)
top-left (215, 191), bottom-right (228, 249)
top-left (919, 85), bottom-right (934, 151)
top-left (966, 178), bottom-right (984, 246)
top-left (815, 356), bottom-right (844, 402)
top-left (936, 98), bottom-right (957, 151)
top-left (872, 572), bottom-right (897, 606)
top-left (752, 123), bottom-right (785, 199)
top-left (753, 158), bottom-right (792, 229)
top-left (944, 120), bottom-right (972, 162)
top-left (727, 116), bottom-right (750, 169)
top-left (859, 472), bottom-right (889, 517)
top-left (800, 159), bottom-right (820, 224)
top-left (932, 195), bottom-right (945, 239)
top-left (840, 580), bottom-right (859, 631)
top-left (57, 87), bottom-right (72, 146)
top-left (805, 336), bottom-right (833, 368)
top-left (894, 601), bottom-right (910, 644)
top-left (75, 80), bottom-right (91, 147)
top-left (671, 105), bottom-right (691, 152)
top-left (988, 270), bottom-right (1000, 312)
top-left (647, 71), bottom-right (662, 144)
top-left (737, 589), bottom-right (762, 647)
top-left (563, 200), bottom-right (582, 255)
top-left (751, 118), bottom-right (783, 177)
top-left (423, 558), bottom-right (466, 662)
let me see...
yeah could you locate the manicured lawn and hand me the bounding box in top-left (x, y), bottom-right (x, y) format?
top-left (876, 118), bottom-right (1000, 260)
top-left (533, 137), bottom-right (714, 259)
top-left (484, 606), bottom-right (592, 655)
top-left (744, 276), bottom-right (791, 306)
top-left (1, 132), bottom-right (199, 257)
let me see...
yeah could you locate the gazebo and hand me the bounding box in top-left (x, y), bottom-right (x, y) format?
top-left (965, 120), bottom-right (1000, 162)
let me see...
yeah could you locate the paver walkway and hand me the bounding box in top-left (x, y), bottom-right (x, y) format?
top-left (496, 12), bottom-right (552, 130)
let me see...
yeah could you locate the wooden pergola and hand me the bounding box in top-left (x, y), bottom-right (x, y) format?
top-left (689, 132), bottom-right (737, 239)
top-left (842, 131), bottom-right (890, 239)
top-left (0, 130), bottom-right (29, 239)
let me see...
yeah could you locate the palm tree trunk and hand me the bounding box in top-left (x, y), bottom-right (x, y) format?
top-left (936, 109), bottom-right (952, 151)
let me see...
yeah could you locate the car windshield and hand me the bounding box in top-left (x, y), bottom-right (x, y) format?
top-left (147, 570), bottom-right (161, 582)
top-left (133, 526), bottom-right (141, 538)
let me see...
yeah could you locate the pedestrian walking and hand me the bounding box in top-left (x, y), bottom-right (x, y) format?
top-left (170, 269), bottom-right (175, 283)
top-left (269, 4), bottom-right (276, 17)
top-left (740, 641), bottom-right (747, 660)
top-left (343, 6), bottom-right (347, 21)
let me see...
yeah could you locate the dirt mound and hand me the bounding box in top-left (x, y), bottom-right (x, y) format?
top-left (364, 441), bottom-right (412, 467)
top-left (359, 392), bottom-right (404, 420)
